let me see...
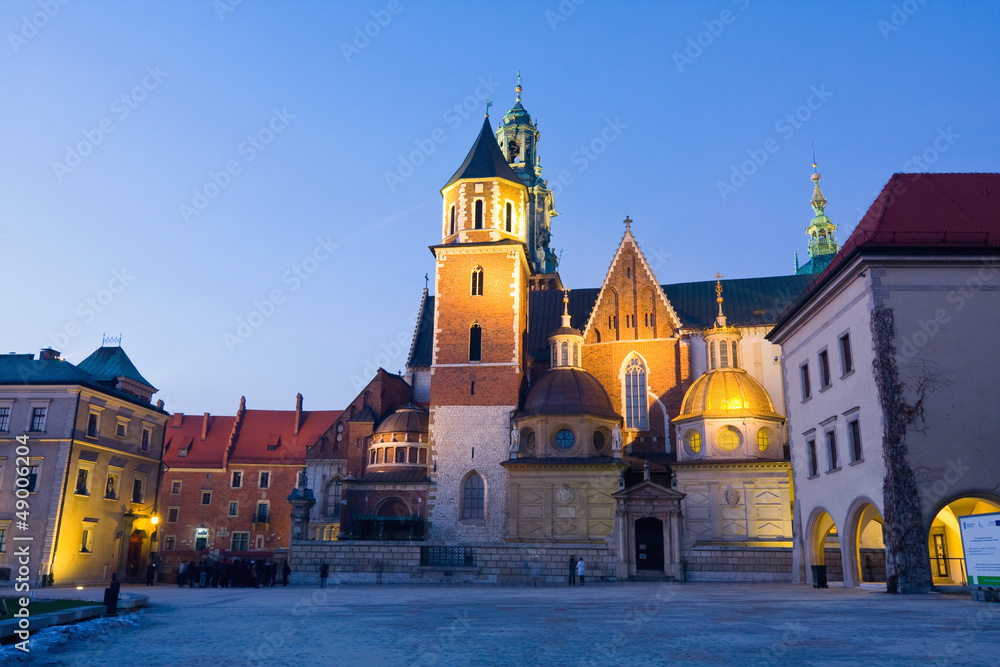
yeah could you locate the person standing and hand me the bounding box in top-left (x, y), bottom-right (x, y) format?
top-left (576, 556), bottom-right (586, 586)
top-left (145, 561), bottom-right (156, 586)
top-left (319, 562), bottom-right (329, 588)
top-left (283, 561), bottom-right (291, 586)
top-left (568, 555), bottom-right (577, 586)
top-left (177, 560), bottom-right (187, 587)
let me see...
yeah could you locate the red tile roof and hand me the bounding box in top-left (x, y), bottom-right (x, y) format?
top-left (163, 414), bottom-right (236, 468)
top-left (232, 409), bottom-right (341, 464)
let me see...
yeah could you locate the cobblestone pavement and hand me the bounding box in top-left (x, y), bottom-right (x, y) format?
top-left (8, 582), bottom-right (999, 666)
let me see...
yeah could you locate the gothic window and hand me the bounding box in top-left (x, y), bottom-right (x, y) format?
top-left (624, 356), bottom-right (648, 430)
top-left (561, 341), bottom-right (569, 366)
top-left (469, 324), bottom-right (482, 362)
top-left (325, 479), bottom-right (342, 518)
top-left (471, 267), bottom-right (484, 296)
top-left (505, 202), bottom-right (512, 232)
top-left (474, 200), bottom-right (483, 229)
top-left (462, 472), bottom-right (485, 519)
top-left (449, 205), bottom-right (456, 235)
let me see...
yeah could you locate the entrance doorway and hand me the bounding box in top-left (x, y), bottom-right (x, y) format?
top-left (635, 517), bottom-right (664, 571)
top-left (126, 530), bottom-right (144, 579)
top-left (928, 496), bottom-right (1000, 585)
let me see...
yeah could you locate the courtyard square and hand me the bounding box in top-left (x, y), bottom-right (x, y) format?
top-left (7, 582), bottom-right (997, 666)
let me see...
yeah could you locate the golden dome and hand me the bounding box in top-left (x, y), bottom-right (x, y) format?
top-left (675, 369), bottom-right (782, 421)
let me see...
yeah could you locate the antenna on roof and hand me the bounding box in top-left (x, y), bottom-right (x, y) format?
top-left (102, 333), bottom-right (122, 347)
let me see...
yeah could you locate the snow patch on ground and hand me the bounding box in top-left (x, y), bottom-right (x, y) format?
top-left (0, 612), bottom-right (147, 663)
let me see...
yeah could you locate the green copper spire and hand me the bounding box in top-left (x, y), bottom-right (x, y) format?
top-left (795, 146), bottom-right (839, 275)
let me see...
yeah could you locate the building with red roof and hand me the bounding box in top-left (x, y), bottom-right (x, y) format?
top-left (156, 394), bottom-right (339, 577)
top-left (768, 172), bottom-right (1000, 593)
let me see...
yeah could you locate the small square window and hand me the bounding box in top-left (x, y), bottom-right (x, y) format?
top-left (115, 420), bottom-right (127, 438)
top-left (170, 480), bottom-right (182, 495)
top-left (228, 501), bottom-right (239, 517)
top-left (164, 535), bottom-right (176, 551)
top-left (201, 491), bottom-right (212, 505)
top-left (167, 507), bottom-right (179, 523)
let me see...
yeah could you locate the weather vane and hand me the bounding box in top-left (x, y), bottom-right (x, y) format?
top-left (811, 140), bottom-right (818, 173)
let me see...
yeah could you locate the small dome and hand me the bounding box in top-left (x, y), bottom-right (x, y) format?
top-left (675, 369), bottom-right (782, 421)
top-left (374, 404), bottom-right (428, 435)
top-left (522, 368), bottom-right (619, 419)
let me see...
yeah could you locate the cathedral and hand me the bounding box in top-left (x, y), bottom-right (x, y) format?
top-left (299, 79), bottom-right (838, 582)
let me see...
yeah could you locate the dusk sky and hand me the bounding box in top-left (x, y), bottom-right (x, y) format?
top-left (3, 0), bottom-right (997, 415)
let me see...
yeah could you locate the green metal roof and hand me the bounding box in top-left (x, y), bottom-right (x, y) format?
top-left (77, 346), bottom-right (156, 390)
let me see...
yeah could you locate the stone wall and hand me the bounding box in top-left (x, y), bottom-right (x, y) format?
top-left (684, 545), bottom-right (794, 582)
top-left (288, 540), bottom-right (618, 585)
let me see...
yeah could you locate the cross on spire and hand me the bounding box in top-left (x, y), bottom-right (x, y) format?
top-left (624, 215), bottom-right (632, 231)
top-left (424, 273), bottom-right (429, 290)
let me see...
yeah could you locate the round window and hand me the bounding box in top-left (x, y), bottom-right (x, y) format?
top-left (717, 426), bottom-right (742, 451)
top-left (519, 429), bottom-right (536, 457)
top-left (684, 430), bottom-right (702, 454)
top-left (555, 429), bottom-right (576, 450)
top-left (757, 428), bottom-right (771, 452)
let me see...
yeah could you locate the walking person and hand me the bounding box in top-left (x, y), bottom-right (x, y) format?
top-left (577, 556), bottom-right (586, 586)
top-left (283, 561), bottom-right (291, 586)
top-left (319, 562), bottom-right (329, 588)
top-left (568, 555), bottom-right (577, 586)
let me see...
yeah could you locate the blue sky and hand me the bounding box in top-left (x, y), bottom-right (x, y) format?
top-left (2, 0), bottom-right (998, 414)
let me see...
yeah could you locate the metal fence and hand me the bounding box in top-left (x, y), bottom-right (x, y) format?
top-left (420, 546), bottom-right (477, 567)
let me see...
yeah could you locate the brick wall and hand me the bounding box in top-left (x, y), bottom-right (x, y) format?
top-left (288, 540), bottom-right (619, 585)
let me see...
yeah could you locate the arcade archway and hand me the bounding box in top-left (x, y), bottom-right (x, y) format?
top-left (928, 496), bottom-right (1000, 586)
top-left (808, 509), bottom-right (842, 585)
top-left (847, 500), bottom-right (885, 586)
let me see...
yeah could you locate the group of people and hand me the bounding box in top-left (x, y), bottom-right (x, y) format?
top-left (175, 558), bottom-right (292, 588)
top-left (568, 555), bottom-right (586, 586)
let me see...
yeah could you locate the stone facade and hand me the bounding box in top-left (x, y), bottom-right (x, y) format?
top-left (684, 545), bottom-right (794, 582)
top-left (427, 405), bottom-right (513, 543)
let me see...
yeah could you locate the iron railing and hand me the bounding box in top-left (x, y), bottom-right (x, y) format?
top-left (420, 546), bottom-right (477, 567)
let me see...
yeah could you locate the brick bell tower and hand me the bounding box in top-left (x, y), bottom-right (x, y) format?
top-left (427, 110), bottom-right (532, 542)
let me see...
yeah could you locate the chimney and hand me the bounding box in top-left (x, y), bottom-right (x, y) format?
top-left (39, 348), bottom-right (60, 360)
top-left (201, 412), bottom-right (210, 440)
top-left (171, 413), bottom-right (184, 428)
top-left (156, 399), bottom-right (164, 411)
top-left (294, 393), bottom-right (303, 435)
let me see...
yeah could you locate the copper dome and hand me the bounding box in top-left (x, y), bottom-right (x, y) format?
top-left (522, 368), bottom-right (619, 419)
top-left (374, 404), bottom-right (429, 435)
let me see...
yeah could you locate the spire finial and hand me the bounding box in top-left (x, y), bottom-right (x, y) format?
top-left (424, 272), bottom-right (429, 290)
top-left (623, 215), bottom-right (632, 232)
top-left (713, 272), bottom-right (727, 325)
top-left (485, 100), bottom-right (493, 118)
top-left (515, 70), bottom-right (522, 103)
top-left (560, 288), bottom-right (572, 328)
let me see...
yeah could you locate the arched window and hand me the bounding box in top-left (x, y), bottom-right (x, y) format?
top-left (624, 356), bottom-right (648, 429)
top-left (731, 341), bottom-right (738, 368)
top-left (469, 324), bottom-right (482, 362)
top-left (505, 202), bottom-right (512, 232)
top-left (462, 472), bottom-right (485, 519)
top-left (474, 200), bottom-right (483, 229)
top-left (325, 479), bottom-right (343, 518)
top-left (395, 448), bottom-right (407, 463)
top-left (573, 343), bottom-right (580, 367)
top-left (561, 341), bottom-right (569, 366)
top-left (719, 340), bottom-right (729, 368)
top-left (449, 205), bottom-right (456, 235)
top-left (471, 267), bottom-right (484, 296)
top-left (710, 342), bottom-right (716, 370)
top-left (551, 341), bottom-right (557, 364)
